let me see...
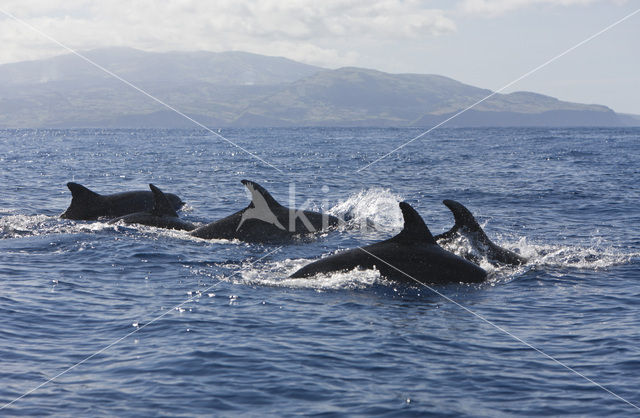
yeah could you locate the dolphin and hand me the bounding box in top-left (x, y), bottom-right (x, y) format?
top-left (60, 182), bottom-right (184, 220)
top-left (189, 179), bottom-right (340, 243)
top-left (109, 184), bottom-right (196, 231)
top-left (290, 202), bottom-right (487, 285)
top-left (236, 181), bottom-right (286, 231)
top-left (434, 200), bottom-right (527, 266)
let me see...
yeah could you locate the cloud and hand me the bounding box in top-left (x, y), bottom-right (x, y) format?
top-left (458, 0), bottom-right (628, 17)
top-left (0, 0), bottom-right (456, 67)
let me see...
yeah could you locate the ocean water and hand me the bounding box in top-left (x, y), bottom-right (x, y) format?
top-left (1, 127), bottom-right (639, 416)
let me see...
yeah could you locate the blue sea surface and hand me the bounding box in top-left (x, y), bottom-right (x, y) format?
top-left (1, 127), bottom-right (639, 416)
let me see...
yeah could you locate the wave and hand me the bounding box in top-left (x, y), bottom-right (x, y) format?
top-left (221, 236), bottom-right (639, 291)
top-left (242, 257), bottom-right (388, 290)
top-left (514, 237), bottom-right (639, 270)
top-left (0, 214), bottom-right (118, 239)
top-left (187, 256), bottom-right (388, 291)
top-left (3, 189), bottom-right (638, 293)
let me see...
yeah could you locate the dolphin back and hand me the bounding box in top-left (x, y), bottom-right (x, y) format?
top-left (393, 202), bottom-right (437, 244)
top-left (291, 202), bottom-right (487, 284)
top-left (436, 199), bottom-right (527, 266)
top-left (149, 184), bottom-right (179, 217)
top-left (241, 179), bottom-right (283, 209)
top-left (60, 182), bottom-right (184, 220)
top-left (191, 180), bottom-right (339, 243)
top-left (60, 182), bottom-right (104, 219)
top-left (108, 184), bottom-right (193, 231)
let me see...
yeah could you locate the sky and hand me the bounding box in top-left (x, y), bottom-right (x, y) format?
top-left (0, 0), bottom-right (638, 114)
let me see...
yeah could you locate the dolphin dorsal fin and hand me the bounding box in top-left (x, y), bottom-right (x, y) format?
top-left (442, 200), bottom-right (484, 234)
top-left (67, 182), bottom-right (101, 202)
top-left (394, 202), bottom-right (437, 244)
top-left (149, 184), bottom-right (178, 217)
top-left (241, 180), bottom-right (283, 209)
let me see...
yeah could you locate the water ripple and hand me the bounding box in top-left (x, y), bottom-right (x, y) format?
top-left (1, 128), bottom-right (640, 415)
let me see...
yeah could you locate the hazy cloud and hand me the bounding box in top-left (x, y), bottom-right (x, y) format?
top-left (458, 0), bottom-right (628, 17)
top-left (1, 0), bottom-right (637, 114)
top-left (0, 0), bottom-right (455, 67)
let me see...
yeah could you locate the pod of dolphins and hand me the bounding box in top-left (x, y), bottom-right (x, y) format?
top-left (60, 180), bottom-right (528, 286)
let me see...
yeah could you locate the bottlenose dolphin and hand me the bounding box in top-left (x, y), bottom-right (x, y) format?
top-left (434, 200), bottom-right (527, 266)
top-left (60, 182), bottom-right (184, 220)
top-left (109, 184), bottom-right (196, 231)
top-left (190, 180), bottom-right (340, 243)
top-left (290, 202), bottom-right (487, 284)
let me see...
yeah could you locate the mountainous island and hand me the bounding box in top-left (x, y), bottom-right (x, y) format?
top-left (0, 47), bottom-right (637, 128)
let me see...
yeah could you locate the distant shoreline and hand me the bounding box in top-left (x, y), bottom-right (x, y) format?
top-left (1, 48), bottom-right (638, 129)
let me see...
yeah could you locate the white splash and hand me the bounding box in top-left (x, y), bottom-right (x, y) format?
top-left (0, 214), bottom-right (115, 239)
top-left (233, 257), bottom-right (386, 290)
top-left (328, 187), bottom-right (404, 232)
top-left (0, 214), bottom-right (52, 238)
top-left (514, 237), bottom-right (638, 270)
